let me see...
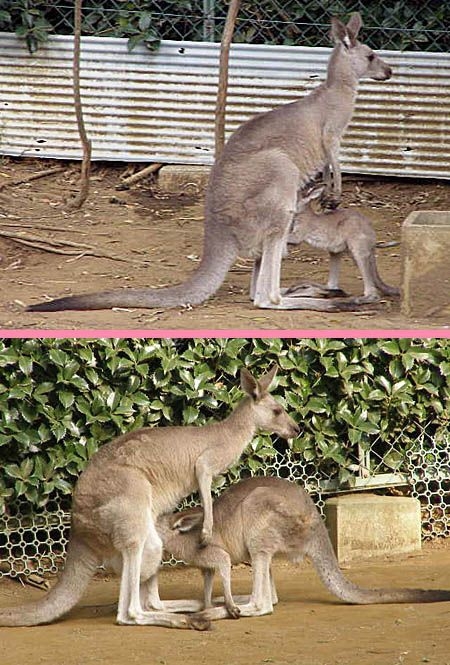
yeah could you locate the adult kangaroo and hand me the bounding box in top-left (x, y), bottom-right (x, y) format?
top-left (28, 13), bottom-right (392, 313)
top-left (0, 367), bottom-right (299, 627)
top-left (157, 477), bottom-right (450, 620)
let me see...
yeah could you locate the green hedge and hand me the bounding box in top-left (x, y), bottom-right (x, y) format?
top-left (0, 337), bottom-right (448, 514)
top-left (1, 1), bottom-right (448, 54)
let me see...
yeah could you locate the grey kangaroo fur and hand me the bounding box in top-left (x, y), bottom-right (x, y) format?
top-left (0, 367), bottom-right (299, 627)
top-left (286, 185), bottom-right (400, 303)
top-left (28, 13), bottom-right (392, 313)
top-left (157, 476), bottom-right (450, 621)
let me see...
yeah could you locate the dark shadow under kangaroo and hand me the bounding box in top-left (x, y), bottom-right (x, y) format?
top-left (28, 13), bottom-right (392, 313)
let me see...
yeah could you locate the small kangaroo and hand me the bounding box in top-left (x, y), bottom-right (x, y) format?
top-left (286, 185), bottom-right (400, 303)
top-left (157, 477), bottom-right (450, 621)
top-left (0, 367), bottom-right (299, 627)
top-left (28, 13), bottom-right (392, 313)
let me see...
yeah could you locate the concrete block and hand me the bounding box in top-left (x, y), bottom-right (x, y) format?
top-left (401, 210), bottom-right (450, 319)
top-left (324, 493), bottom-right (421, 563)
top-left (157, 165), bottom-right (211, 195)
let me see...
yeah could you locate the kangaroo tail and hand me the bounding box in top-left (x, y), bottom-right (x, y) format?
top-left (0, 537), bottom-right (99, 626)
top-left (370, 253), bottom-right (400, 297)
top-left (305, 520), bottom-right (450, 605)
top-left (27, 230), bottom-right (237, 312)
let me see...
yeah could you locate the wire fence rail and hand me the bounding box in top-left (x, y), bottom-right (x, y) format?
top-left (1, 1), bottom-right (449, 52)
top-left (1, 423), bottom-right (448, 578)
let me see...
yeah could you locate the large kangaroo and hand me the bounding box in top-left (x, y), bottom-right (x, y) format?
top-left (0, 367), bottom-right (299, 627)
top-left (286, 185), bottom-right (400, 303)
top-left (157, 477), bottom-right (450, 621)
top-left (28, 13), bottom-right (392, 313)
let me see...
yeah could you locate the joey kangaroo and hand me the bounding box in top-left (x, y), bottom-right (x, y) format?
top-left (0, 367), bottom-right (299, 627)
top-left (28, 13), bottom-right (392, 313)
top-left (157, 477), bottom-right (450, 621)
top-left (286, 185), bottom-right (400, 303)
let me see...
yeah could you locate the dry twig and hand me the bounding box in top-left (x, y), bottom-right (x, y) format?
top-left (117, 163), bottom-right (163, 189)
top-left (0, 228), bottom-right (147, 265)
top-left (0, 166), bottom-right (66, 192)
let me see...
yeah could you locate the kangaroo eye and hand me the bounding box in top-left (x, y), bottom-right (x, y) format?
top-left (368, 53), bottom-right (375, 62)
top-left (273, 407), bottom-right (282, 416)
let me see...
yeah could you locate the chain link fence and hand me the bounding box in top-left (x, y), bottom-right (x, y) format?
top-left (1, 1), bottom-right (449, 52)
top-left (1, 422), bottom-right (448, 578)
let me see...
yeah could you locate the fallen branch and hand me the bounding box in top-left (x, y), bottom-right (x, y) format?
top-left (0, 166), bottom-right (66, 192)
top-left (0, 228), bottom-right (147, 265)
top-left (117, 163), bottom-right (163, 189)
top-left (0, 219), bottom-right (109, 235)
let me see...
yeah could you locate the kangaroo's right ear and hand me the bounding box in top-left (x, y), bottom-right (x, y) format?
top-left (257, 365), bottom-right (278, 394)
top-left (172, 513), bottom-right (203, 533)
top-left (346, 12), bottom-right (362, 40)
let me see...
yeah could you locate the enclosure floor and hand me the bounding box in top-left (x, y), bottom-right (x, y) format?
top-left (1, 158), bottom-right (449, 329)
top-left (0, 540), bottom-right (449, 665)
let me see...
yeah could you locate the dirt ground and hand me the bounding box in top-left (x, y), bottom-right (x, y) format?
top-left (1, 540), bottom-right (450, 665)
top-left (0, 157), bottom-right (449, 331)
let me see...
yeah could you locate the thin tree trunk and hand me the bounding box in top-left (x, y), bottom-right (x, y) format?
top-left (66, 0), bottom-right (92, 211)
top-left (214, 0), bottom-right (241, 158)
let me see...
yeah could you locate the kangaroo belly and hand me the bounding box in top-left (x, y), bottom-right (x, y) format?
top-left (304, 229), bottom-right (346, 253)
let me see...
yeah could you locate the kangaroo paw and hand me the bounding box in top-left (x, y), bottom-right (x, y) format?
top-left (199, 530), bottom-right (212, 548)
top-left (189, 614), bottom-right (212, 631)
top-left (226, 604), bottom-right (241, 619)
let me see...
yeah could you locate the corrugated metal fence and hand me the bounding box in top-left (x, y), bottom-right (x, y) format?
top-left (0, 33), bottom-right (449, 178)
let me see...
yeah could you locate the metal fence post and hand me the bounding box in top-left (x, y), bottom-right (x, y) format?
top-left (203, 0), bottom-right (216, 41)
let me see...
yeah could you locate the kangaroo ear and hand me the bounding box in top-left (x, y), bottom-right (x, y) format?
top-left (330, 17), bottom-right (355, 49)
top-left (303, 185), bottom-right (325, 203)
top-left (330, 17), bottom-right (347, 44)
top-left (346, 12), bottom-right (362, 40)
top-left (257, 365), bottom-right (278, 394)
top-left (172, 513), bottom-right (203, 533)
top-left (240, 368), bottom-right (259, 399)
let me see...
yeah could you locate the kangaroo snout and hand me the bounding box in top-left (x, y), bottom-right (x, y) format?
top-left (279, 419), bottom-right (300, 441)
top-left (376, 65), bottom-right (392, 81)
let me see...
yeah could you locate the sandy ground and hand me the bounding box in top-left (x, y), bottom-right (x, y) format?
top-left (0, 541), bottom-right (449, 665)
top-left (0, 158), bottom-right (449, 331)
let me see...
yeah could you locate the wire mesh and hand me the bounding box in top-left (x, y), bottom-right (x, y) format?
top-left (0, 425), bottom-right (448, 576)
top-left (1, 1), bottom-right (448, 52)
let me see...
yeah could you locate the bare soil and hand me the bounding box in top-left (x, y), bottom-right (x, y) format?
top-left (1, 541), bottom-right (450, 665)
top-left (0, 158), bottom-right (449, 331)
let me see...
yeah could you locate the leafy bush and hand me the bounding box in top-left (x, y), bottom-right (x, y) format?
top-left (0, 1), bottom-right (448, 54)
top-left (0, 337), bottom-right (448, 514)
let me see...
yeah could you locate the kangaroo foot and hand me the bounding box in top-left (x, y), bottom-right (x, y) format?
top-left (189, 614), bottom-right (212, 631)
top-left (255, 294), bottom-right (370, 311)
top-left (226, 603), bottom-right (241, 619)
top-left (147, 599), bottom-right (204, 613)
top-left (282, 283), bottom-right (348, 298)
top-left (352, 293), bottom-right (382, 304)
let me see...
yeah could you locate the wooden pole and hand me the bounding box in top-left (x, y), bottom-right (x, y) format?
top-left (214, 0), bottom-right (241, 158)
top-left (66, 0), bottom-right (92, 211)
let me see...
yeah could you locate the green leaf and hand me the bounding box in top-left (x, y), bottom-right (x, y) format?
top-left (58, 391), bottom-right (75, 409)
top-left (183, 405), bottom-right (199, 425)
top-left (18, 355), bottom-right (33, 375)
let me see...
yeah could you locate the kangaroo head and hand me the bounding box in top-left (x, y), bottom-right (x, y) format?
top-left (171, 511), bottom-right (203, 534)
top-left (240, 366), bottom-right (300, 441)
top-left (296, 185), bottom-right (325, 214)
top-left (330, 13), bottom-right (392, 82)
top-left (157, 509), bottom-right (203, 540)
